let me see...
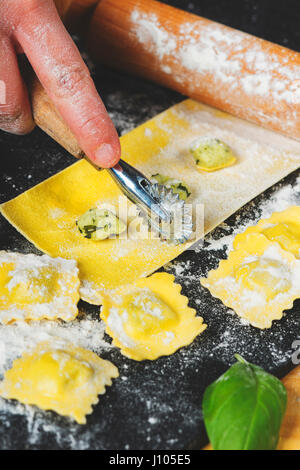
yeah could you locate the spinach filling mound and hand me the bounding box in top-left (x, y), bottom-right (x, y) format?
top-left (77, 208), bottom-right (126, 240)
top-left (151, 174), bottom-right (191, 201)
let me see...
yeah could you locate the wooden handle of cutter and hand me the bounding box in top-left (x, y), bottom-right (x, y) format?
top-left (28, 1), bottom-right (99, 161)
top-left (30, 77), bottom-right (84, 159)
top-left (87, 0), bottom-right (300, 142)
top-left (26, 1), bottom-right (97, 160)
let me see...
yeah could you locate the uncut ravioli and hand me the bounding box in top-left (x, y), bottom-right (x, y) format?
top-left (101, 272), bottom-right (206, 360)
top-left (201, 234), bottom-right (300, 329)
top-left (233, 206), bottom-right (300, 258)
top-left (0, 342), bottom-right (119, 424)
top-left (0, 251), bottom-right (80, 324)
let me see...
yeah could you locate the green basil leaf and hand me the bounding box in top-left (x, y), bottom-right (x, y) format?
top-left (202, 355), bottom-right (287, 450)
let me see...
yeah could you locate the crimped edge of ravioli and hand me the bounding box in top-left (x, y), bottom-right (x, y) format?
top-left (233, 206), bottom-right (300, 257)
top-left (0, 342), bottom-right (119, 424)
top-left (0, 251), bottom-right (80, 323)
top-left (100, 272), bottom-right (207, 361)
top-left (200, 233), bottom-right (300, 329)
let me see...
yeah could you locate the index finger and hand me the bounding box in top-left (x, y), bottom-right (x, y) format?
top-left (12, 0), bottom-right (121, 168)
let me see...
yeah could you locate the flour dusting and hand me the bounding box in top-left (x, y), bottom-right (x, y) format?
top-left (0, 315), bottom-right (112, 447)
top-left (203, 175), bottom-right (300, 255)
top-left (0, 317), bottom-right (111, 377)
top-left (130, 8), bottom-right (300, 136)
top-left (131, 9), bottom-right (300, 105)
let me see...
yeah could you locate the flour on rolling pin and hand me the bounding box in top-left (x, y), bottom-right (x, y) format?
top-left (89, 0), bottom-right (300, 140)
top-left (131, 9), bottom-right (300, 104)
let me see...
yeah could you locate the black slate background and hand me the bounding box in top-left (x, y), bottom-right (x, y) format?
top-left (0, 0), bottom-right (300, 450)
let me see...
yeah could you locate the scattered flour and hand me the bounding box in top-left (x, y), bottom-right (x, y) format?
top-left (0, 317), bottom-right (111, 378)
top-left (0, 312), bottom-right (112, 444)
top-left (107, 307), bottom-right (135, 349)
top-left (130, 8), bottom-right (300, 138)
top-left (203, 243), bottom-right (300, 327)
top-left (106, 90), bottom-right (165, 136)
top-left (48, 208), bottom-right (66, 220)
top-left (0, 252), bottom-right (80, 323)
top-left (0, 26), bottom-right (299, 448)
top-left (130, 9), bottom-right (300, 106)
top-left (203, 175), bottom-right (300, 254)
top-left (144, 127), bottom-right (153, 137)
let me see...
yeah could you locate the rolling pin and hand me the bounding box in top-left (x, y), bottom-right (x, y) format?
top-left (30, 1), bottom-right (300, 449)
top-left (32, 0), bottom-right (300, 149)
top-left (80, 0), bottom-right (300, 143)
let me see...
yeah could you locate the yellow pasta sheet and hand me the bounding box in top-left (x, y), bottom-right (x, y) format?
top-left (1, 100), bottom-right (300, 304)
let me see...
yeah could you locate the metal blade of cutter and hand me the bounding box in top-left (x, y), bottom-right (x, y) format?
top-left (151, 183), bottom-right (194, 244)
top-left (108, 160), bottom-right (193, 244)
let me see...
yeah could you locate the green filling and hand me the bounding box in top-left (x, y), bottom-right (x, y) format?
top-left (151, 174), bottom-right (191, 201)
top-left (190, 137), bottom-right (235, 170)
top-left (76, 208), bottom-right (126, 240)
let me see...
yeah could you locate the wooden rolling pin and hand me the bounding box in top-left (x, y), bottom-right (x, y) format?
top-left (83, 0), bottom-right (300, 143)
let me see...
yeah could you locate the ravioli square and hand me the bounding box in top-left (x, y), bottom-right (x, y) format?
top-left (233, 206), bottom-right (300, 258)
top-left (0, 342), bottom-right (119, 424)
top-left (0, 251), bottom-right (80, 323)
top-left (101, 272), bottom-right (206, 360)
top-left (201, 234), bottom-right (300, 329)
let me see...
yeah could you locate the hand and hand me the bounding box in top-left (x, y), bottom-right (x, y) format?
top-left (0, 0), bottom-right (121, 168)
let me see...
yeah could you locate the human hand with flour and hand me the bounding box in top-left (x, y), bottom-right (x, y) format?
top-left (0, 0), bottom-right (120, 168)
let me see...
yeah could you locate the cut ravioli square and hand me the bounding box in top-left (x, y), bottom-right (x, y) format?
top-left (201, 234), bottom-right (300, 329)
top-left (233, 207), bottom-right (300, 258)
top-left (0, 251), bottom-right (80, 323)
top-left (101, 272), bottom-right (206, 360)
top-left (0, 342), bottom-right (119, 424)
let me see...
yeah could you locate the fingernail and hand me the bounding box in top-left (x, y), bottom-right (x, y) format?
top-left (94, 143), bottom-right (117, 168)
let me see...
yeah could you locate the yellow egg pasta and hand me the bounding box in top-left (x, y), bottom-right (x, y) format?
top-left (0, 251), bottom-right (80, 324)
top-left (0, 342), bottom-right (119, 424)
top-left (101, 272), bottom-right (206, 360)
top-left (233, 206), bottom-right (300, 258)
top-left (1, 100), bottom-right (299, 305)
top-left (201, 234), bottom-right (300, 329)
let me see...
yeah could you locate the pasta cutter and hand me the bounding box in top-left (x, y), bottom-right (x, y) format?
top-left (30, 78), bottom-right (193, 243)
top-left (106, 159), bottom-right (194, 244)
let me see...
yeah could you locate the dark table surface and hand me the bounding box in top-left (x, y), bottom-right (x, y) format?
top-left (0, 0), bottom-right (299, 450)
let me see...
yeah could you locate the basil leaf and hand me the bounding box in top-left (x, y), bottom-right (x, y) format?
top-left (202, 355), bottom-right (287, 450)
